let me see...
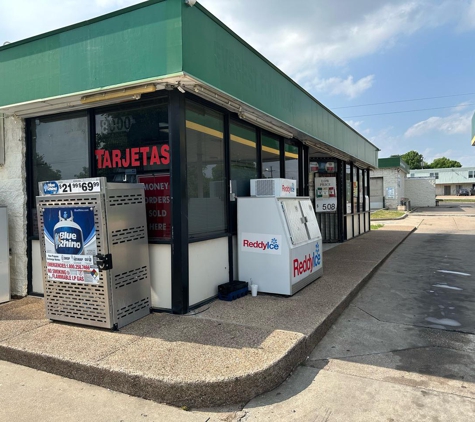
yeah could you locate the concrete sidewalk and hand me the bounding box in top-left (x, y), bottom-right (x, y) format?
top-left (0, 226), bottom-right (415, 409)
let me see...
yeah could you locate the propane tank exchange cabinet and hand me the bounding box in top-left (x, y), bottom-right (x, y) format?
top-left (37, 178), bottom-right (151, 329)
top-left (238, 179), bottom-right (323, 295)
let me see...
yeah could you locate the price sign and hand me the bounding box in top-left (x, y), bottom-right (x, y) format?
top-left (315, 176), bottom-right (337, 213)
top-left (41, 178), bottom-right (102, 195)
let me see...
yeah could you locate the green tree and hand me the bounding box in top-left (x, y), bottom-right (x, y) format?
top-left (400, 150), bottom-right (426, 169)
top-left (74, 167), bottom-right (89, 178)
top-left (35, 153), bottom-right (62, 181)
top-left (428, 157), bottom-right (462, 169)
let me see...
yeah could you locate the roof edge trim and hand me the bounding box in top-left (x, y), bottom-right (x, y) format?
top-left (0, 0), bottom-right (167, 51)
top-left (194, 2), bottom-right (378, 151)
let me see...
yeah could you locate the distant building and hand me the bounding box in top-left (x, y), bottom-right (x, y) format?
top-left (371, 157), bottom-right (437, 209)
top-left (407, 168), bottom-right (475, 196)
top-left (370, 157), bottom-right (410, 209)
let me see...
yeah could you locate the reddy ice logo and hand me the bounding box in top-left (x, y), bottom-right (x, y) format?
top-left (43, 181), bottom-right (59, 195)
top-left (241, 233), bottom-right (282, 255)
top-left (281, 183), bottom-right (295, 194)
top-left (293, 243), bottom-right (321, 279)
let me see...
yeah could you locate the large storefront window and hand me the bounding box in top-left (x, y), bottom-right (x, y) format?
top-left (359, 168), bottom-right (365, 210)
top-left (95, 98), bottom-right (170, 241)
top-left (230, 119), bottom-right (257, 196)
top-left (346, 164), bottom-right (352, 214)
top-left (186, 101), bottom-right (227, 237)
top-left (30, 112), bottom-right (89, 236)
top-left (95, 98), bottom-right (169, 182)
top-left (262, 132), bottom-right (281, 179)
top-left (353, 166), bottom-right (359, 212)
top-left (284, 141), bottom-right (299, 193)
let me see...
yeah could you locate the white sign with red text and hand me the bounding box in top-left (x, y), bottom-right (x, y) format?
top-left (315, 176), bottom-right (337, 213)
top-left (291, 241), bottom-right (322, 283)
top-left (241, 233), bottom-right (282, 255)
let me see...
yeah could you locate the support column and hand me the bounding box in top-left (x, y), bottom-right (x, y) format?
top-left (169, 90), bottom-right (189, 314)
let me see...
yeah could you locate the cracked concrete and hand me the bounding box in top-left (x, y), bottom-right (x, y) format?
top-left (239, 211), bottom-right (475, 421)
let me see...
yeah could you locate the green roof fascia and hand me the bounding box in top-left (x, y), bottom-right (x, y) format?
top-left (182, 3), bottom-right (378, 167)
top-left (378, 157), bottom-right (410, 173)
top-left (0, 0), bottom-right (182, 107)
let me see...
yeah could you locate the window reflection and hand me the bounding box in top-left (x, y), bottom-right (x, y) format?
top-left (95, 98), bottom-right (169, 183)
top-left (186, 101), bottom-right (227, 237)
top-left (262, 132), bottom-right (281, 179)
top-left (31, 112), bottom-right (89, 236)
top-left (284, 141), bottom-right (299, 194)
top-left (230, 119), bottom-right (257, 196)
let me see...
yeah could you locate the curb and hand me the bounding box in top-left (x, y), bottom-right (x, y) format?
top-left (0, 229), bottom-right (417, 408)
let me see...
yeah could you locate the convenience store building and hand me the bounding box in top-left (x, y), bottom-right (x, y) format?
top-left (0, 0), bottom-right (379, 314)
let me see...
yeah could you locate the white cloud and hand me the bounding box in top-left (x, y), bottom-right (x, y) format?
top-left (312, 75), bottom-right (375, 99)
top-left (404, 112), bottom-right (473, 137)
top-left (344, 120), bottom-right (364, 130)
top-left (453, 101), bottom-right (471, 112)
top-left (200, 0), bottom-right (467, 77)
top-left (0, 0), bottom-right (142, 44)
top-left (458, 0), bottom-right (475, 30)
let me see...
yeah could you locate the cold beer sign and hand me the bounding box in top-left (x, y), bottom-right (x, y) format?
top-left (138, 174), bottom-right (171, 240)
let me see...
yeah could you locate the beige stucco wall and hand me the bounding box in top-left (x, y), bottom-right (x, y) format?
top-left (0, 116), bottom-right (28, 297)
top-left (371, 167), bottom-right (406, 209)
top-left (406, 178), bottom-right (436, 207)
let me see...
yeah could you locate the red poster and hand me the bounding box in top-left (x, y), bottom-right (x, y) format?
top-left (138, 174), bottom-right (171, 240)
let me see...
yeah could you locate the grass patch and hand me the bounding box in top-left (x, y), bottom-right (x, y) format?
top-left (371, 224), bottom-right (384, 230)
top-left (371, 210), bottom-right (405, 220)
top-left (438, 198), bottom-right (475, 202)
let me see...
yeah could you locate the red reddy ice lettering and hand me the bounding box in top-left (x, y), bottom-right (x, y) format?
top-left (242, 238), bottom-right (280, 251)
top-left (281, 184), bottom-right (295, 193)
top-left (243, 240), bottom-right (267, 250)
top-left (95, 145), bottom-right (170, 169)
top-left (293, 243), bottom-right (321, 278)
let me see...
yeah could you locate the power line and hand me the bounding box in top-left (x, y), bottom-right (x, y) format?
top-left (332, 92), bottom-right (475, 109)
top-left (342, 103), bottom-right (475, 119)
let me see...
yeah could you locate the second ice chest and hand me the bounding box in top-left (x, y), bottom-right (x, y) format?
top-left (237, 178), bottom-right (323, 295)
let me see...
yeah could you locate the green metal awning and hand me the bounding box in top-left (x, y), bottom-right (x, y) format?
top-left (0, 0), bottom-right (379, 167)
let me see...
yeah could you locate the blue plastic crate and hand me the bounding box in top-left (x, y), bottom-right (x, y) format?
top-left (218, 286), bottom-right (249, 301)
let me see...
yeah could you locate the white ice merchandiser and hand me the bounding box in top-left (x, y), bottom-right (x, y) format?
top-left (37, 178), bottom-right (151, 329)
top-left (0, 206), bottom-right (10, 304)
top-left (238, 179), bottom-right (323, 295)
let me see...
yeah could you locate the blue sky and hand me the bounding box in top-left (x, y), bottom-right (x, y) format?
top-left (1, 0), bottom-right (474, 166)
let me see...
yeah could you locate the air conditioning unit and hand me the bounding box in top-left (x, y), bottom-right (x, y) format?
top-left (250, 178), bottom-right (297, 197)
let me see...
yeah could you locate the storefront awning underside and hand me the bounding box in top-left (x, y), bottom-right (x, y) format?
top-left (0, 0), bottom-right (379, 168)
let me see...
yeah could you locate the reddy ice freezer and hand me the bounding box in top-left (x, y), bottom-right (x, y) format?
top-left (37, 177), bottom-right (151, 329)
top-left (238, 195), bottom-right (323, 295)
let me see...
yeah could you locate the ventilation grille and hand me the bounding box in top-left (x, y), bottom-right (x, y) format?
top-left (111, 226), bottom-right (146, 245)
top-left (108, 194), bottom-right (144, 207)
top-left (114, 266), bottom-right (148, 290)
top-left (116, 298), bottom-right (149, 320)
top-left (255, 180), bottom-right (276, 196)
top-left (45, 281), bottom-right (108, 323)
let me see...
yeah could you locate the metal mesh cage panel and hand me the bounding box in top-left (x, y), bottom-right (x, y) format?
top-left (108, 193), bottom-right (144, 206)
top-left (111, 226), bottom-right (146, 245)
top-left (116, 298), bottom-right (149, 320)
top-left (114, 266), bottom-right (148, 290)
top-left (37, 195), bottom-right (111, 328)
